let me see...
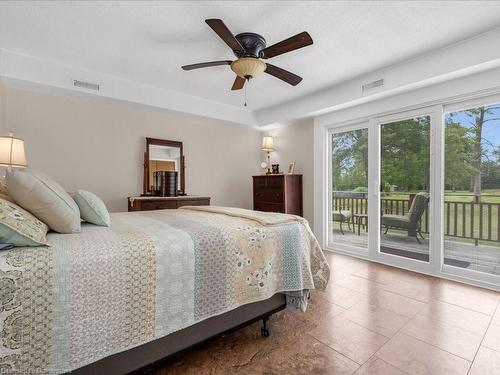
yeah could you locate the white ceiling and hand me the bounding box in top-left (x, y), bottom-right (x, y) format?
top-left (1, 1), bottom-right (500, 112)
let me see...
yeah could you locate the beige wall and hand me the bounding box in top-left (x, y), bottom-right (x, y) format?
top-left (265, 119), bottom-right (314, 225)
top-left (4, 87), bottom-right (262, 212)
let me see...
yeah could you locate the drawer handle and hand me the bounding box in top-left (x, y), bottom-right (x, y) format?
top-left (156, 205), bottom-right (170, 209)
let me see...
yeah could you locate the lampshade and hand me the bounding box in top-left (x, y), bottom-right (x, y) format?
top-left (261, 136), bottom-right (274, 151)
top-left (231, 57), bottom-right (267, 79)
top-left (0, 135), bottom-right (27, 168)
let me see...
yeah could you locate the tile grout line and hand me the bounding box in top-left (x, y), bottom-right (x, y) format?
top-left (337, 299), bottom-right (411, 339)
top-left (339, 271), bottom-right (499, 317)
top-left (356, 307), bottom-right (414, 375)
top-left (316, 271), bottom-right (409, 374)
top-left (305, 332), bottom-right (363, 372)
top-left (328, 253), bottom-right (500, 372)
top-left (307, 314), bottom-right (387, 367)
top-left (333, 278), bottom-right (480, 367)
top-left (369, 289), bottom-right (483, 364)
top-left (369, 318), bottom-right (477, 372)
top-left (467, 299), bottom-right (500, 375)
top-left (397, 331), bottom-right (474, 364)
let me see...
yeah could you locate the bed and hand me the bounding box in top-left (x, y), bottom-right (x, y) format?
top-left (0, 206), bottom-right (330, 374)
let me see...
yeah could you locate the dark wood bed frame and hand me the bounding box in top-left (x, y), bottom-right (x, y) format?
top-left (70, 294), bottom-right (286, 375)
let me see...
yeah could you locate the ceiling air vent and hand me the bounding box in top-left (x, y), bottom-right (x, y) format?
top-left (362, 79), bottom-right (384, 92)
top-left (72, 79), bottom-right (100, 91)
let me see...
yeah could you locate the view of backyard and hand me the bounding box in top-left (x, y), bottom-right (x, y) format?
top-left (331, 102), bottom-right (500, 276)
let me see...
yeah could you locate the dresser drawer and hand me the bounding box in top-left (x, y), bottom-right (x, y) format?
top-left (139, 200), bottom-right (178, 211)
top-left (254, 189), bottom-right (283, 203)
top-left (128, 196), bottom-right (211, 212)
top-left (254, 177), bottom-right (267, 189)
top-left (267, 176), bottom-right (284, 188)
top-left (254, 202), bottom-right (284, 213)
top-left (176, 199), bottom-right (210, 208)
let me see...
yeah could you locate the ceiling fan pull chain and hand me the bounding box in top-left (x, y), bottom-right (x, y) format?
top-left (244, 80), bottom-right (248, 107)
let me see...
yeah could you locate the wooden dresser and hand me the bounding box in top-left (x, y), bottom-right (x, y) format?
top-left (252, 175), bottom-right (303, 216)
top-left (128, 196), bottom-right (210, 212)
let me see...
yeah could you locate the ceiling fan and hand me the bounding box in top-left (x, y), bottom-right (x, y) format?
top-left (181, 19), bottom-right (313, 91)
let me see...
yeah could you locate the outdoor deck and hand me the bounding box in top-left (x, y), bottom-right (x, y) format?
top-left (332, 224), bottom-right (500, 276)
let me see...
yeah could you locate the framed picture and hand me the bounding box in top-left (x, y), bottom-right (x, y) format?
top-left (287, 162), bottom-right (296, 175)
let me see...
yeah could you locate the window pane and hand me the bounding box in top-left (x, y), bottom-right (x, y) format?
top-left (380, 116), bottom-right (431, 261)
top-left (444, 103), bottom-right (500, 275)
top-left (331, 128), bottom-right (368, 249)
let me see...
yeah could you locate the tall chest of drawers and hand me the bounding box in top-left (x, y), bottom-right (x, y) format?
top-left (252, 175), bottom-right (303, 217)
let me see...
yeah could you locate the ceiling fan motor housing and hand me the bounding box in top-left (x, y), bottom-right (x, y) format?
top-left (234, 32), bottom-right (267, 58)
top-left (230, 33), bottom-right (267, 79)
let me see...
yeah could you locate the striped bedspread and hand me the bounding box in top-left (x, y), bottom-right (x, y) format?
top-left (0, 207), bottom-right (330, 374)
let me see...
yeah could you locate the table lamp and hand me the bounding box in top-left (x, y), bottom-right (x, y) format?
top-left (0, 133), bottom-right (27, 172)
top-left (261, 136), bottom-right (274, 175)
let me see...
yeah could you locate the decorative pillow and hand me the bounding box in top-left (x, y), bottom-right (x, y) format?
top-left (73, 190), bottom-right (110, 227)
top-left (0, 177), bottom-right (11, 201)
top-left (0, 197), bottom-right (49, 246)
top-left (6, 169), bottom-right (81, 234)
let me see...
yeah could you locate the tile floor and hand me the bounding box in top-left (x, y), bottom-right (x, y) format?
top-left (152, 251), bottom-right (500, 375)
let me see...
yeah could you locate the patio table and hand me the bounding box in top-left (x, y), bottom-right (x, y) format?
top-left (354, 213), bottom-right (368, 235)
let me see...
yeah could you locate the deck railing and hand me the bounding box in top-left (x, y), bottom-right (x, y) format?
top-left (332, 192), bottom-right (500, 244)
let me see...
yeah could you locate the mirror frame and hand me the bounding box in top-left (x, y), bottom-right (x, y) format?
top-left (143, 137), bottom-right (185, 195)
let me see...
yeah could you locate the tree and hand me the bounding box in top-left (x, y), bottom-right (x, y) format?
top-left (332, 129), bottom-right (368, 191)
top-left (332, 105), bottom-right (500, 197)
top-left (447, 105), bottom-right (500, 198)
top-left (444, 122), bottom-right (473, 191)
top-left (380, 117), bottom-right (430, 191)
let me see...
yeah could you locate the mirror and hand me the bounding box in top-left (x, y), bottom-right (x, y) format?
top-left (143, 138), bottom-right (185, 196)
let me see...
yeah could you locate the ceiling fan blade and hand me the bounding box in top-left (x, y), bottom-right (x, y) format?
top-left (264, 64), bottom-right (302, 86)
top-left (261, 32), bottom-right (313, 59)
top-left (231, 76), bottom-right (246, 90)
top-left (182, 60), bottom-right (232, 70)
top-left (205, 19), bottom-right (245, 54)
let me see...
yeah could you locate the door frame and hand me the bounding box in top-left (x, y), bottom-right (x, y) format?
top-left (327, 121), bottom-right (370, 256)
top-left (368, 106), bottom-right (442, 275)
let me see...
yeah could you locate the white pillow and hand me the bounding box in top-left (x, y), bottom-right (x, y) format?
top-left (6, 169), bottom-right (81, 234)
top-left (73, 190), bottom-right (110, 227)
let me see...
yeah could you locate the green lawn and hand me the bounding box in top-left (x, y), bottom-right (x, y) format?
top-left (383, 189), bottom-right (500, 203)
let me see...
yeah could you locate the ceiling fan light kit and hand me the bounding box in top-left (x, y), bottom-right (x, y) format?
top-left (230, 57), bottom-right (266, 79)
top-left (181, 19), bottom-right (313, 92)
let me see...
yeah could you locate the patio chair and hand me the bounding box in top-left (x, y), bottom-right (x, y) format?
top-left (332, 210), bottom-right (352, 235)
top-left (381, 192), bottom-right (429, 243)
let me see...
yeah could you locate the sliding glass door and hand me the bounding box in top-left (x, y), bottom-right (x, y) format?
top-left (327, 98), bottom-right (500, 287)
top-left (328, 125), bottom-right (369, 255)
top-left (443, 99), bottom-right (500, 283)
top-left (379, 115), bottom-right (431, 263)
top-left (327, 108), bottom-right (439, 274)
